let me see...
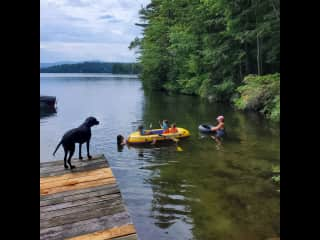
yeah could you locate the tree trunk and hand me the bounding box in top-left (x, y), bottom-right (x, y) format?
top-left (255, 0), bottom-right (262, 75)
top-left (239, 60), bottom-right (243, 81)
top-left (260, 38), bottom-right (263, 74)
top-left (270, 0), bottom-right (280, 20)
top-left (245, 43), bottom-right (250, 74)
top-left (257, 34), bottom-right (261, 75)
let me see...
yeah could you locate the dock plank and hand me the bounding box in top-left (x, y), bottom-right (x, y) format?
top-left (40, 159), bottom-right (108, 171)
top-left (65, 224), bottom-right (136, 240)
top-left (41, 177), bottom-right (116, 195)
top-left (40, 168), bottom-right (114, 189)
top-left (40, 212), bottom-right (132, 240)
top-left (113, 234), bottom-right (138, 240)
top-left (41, 193), bottom-right (121, 213)
top-left (40, 168), bottom-right (113, 183)
top-left (41, 195), bottom-right (122, 220)
top-left (40, 155), bottom-right (137, 240)
top-left (40, 161), bottom-right (108, 177)
top-left (40, 155), bottom-right (106, 168)
top-left (40, 199), bottom-right (125, 229)
top-left (40, 184), bottom-right (120, 207)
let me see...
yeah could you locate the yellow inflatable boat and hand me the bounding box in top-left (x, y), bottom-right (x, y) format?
top-left (127, 127), bottom-right (190, 144)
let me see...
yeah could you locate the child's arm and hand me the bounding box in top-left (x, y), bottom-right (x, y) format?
top-left (211, 122), bottom-right (223, 131)
top-left (211, 126), bottom-right (218, 131)
top-left (144, 130), bottom-right (151, 135)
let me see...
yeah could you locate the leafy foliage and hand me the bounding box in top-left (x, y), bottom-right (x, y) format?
top-left (130, 0), bottom-right (280, 121)
top-left (234, 73), bottom-right (280, 121)
top-left (271, 165), bottom-right (280, 185)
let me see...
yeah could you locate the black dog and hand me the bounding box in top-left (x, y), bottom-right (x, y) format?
top-left (53, 116), bottom-right (99, 169)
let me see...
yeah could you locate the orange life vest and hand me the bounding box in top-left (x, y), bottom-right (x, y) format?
top-left (169, 127), bottom-right (178, 133)
top-left (162, 129), bottom-right (170, 134)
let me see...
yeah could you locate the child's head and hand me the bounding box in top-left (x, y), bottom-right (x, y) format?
top-left (117, 135), bottom-right (124, 145)
top-left (138, 125), bottom-right (144, 130)
top-left (216, 115), bottom-right (224, 122)
top-left (164, 120), bottom-right (169, 124)
top-left (172, 123), bottom-right (176, 128)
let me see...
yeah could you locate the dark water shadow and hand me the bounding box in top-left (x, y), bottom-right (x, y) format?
top-left (40, 107), bottom-right (57, 120)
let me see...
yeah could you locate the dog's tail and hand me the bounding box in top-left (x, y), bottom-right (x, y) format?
top-left (53, 141), bottom-right (62, 156)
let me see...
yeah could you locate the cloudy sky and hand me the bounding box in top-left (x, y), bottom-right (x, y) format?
top-left (40, 0), bottom-right (149, 63)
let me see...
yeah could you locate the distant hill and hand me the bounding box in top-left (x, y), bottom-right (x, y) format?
top-left (40, 61), bottom-right (78, 68)
top-left (40, 61), bottom-right (140, 74)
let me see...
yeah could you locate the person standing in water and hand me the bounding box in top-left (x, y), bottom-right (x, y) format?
top-left (211, 115), bottom-right (225, 145)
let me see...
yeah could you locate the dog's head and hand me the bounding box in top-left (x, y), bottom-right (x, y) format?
top-left (84, 116), bottom-right (100, 127)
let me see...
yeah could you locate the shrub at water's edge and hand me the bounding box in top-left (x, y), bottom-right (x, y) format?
top-left (271, 165), bottom-right (280, 192)
top-left (233, 73), bottom-right (280, 122)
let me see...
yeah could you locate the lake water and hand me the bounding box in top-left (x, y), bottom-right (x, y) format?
top-left (40, 73), bottom-right (280, 240)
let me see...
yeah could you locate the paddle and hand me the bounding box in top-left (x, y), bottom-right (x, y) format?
top-left (154, 121), bottom-right (183, 151)
top-left (173, 137), bottom-right (183, 152)
top-left (169, 136), bottom-right (183, 152)
top-left (176, 145), bottom-right (183, 152)
top-left (158, 133), bottom-right (183, 151)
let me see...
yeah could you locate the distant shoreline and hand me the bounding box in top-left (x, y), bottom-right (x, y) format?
top-left (40, 61), bottom-right (141, 74)
top-left (40, 73), bottom-right (139, 78)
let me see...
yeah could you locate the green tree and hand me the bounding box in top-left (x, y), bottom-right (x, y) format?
top-left (130, 0), bottom-right (280, 120)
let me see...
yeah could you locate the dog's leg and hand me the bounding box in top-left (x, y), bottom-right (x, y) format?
top-left (63, 146), bottom-right (68, 169)
top-left (79, 143), bottom-right (83, 160)
top-left (67, 144), bottom-right (76, 169)
top-left (86, 140), bottom-right (92, 159)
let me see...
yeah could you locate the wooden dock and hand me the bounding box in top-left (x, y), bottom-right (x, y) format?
top-left (40, 154), bottom-right (138, 240)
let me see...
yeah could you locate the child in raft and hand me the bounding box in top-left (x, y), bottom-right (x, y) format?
top-left (170, 123), bottom-right (178, 133)
top-left (137, 124), bottom-right (158, 145)
top-left (138, 125), bottom-right (157, 145)
top-left (117, 124), bottom-right (151, 145)
top-left (159, 120), bottom-right (170, 134)
top-left (150, 120), bottom-right (170, 145)
top-left (211, 115), bottom-right (225, 145)
top-left (138, 125), bottom-right (152, 136)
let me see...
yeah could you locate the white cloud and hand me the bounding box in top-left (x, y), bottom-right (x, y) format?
top-left (40, 42), bottom-right (138, 62)
top-left (40, 0), bottom-right (150, 62)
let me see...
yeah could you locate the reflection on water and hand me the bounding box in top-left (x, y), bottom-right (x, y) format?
top-left (137, 91), bottom-right (280, 240)
top-left (40, 74), bottom-right (279, 240)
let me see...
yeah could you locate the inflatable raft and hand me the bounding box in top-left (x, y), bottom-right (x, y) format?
top-left (127, 127), bottom-right (190, 144)
top-left (198, 124), bottom-right (214, 133)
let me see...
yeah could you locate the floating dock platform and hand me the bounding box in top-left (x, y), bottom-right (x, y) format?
top-left (40, 95), bottom-right (57, 109)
